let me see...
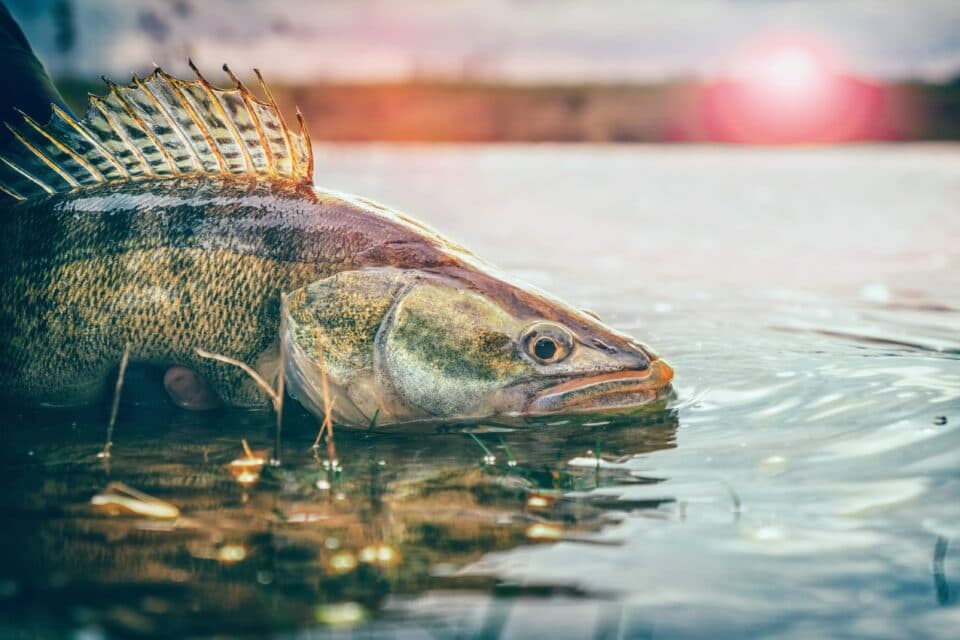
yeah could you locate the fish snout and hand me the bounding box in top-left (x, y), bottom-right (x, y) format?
top-left (646, 357), bottom-right (674, 386)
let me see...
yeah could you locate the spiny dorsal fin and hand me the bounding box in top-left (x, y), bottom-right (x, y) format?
top-left (0, 63), bottom-right (313, 201)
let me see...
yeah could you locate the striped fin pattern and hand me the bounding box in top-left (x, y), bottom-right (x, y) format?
top-left (0, 63), bottom-right (313, 201)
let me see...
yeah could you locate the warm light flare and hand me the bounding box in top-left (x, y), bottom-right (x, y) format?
top-left (728, 35), bottom-right (838, 84)
top-left (701, 32), bottom-right (896, 144)
top-left (741, 46), bottom-right (824, 96)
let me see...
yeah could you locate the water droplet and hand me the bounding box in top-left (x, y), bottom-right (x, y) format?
top-left (315, 602), bottom-right (366, 627)
top-left (751, 526), bottom-right (784, 542)
top-left (526, 495), bottom-right (552, 509)
top-left (217, 544), bottom-right (247, 563)
top-left (357, 544), bottom-right (401, 567)
top-left (760, 455), bottom-right (787, 471)
top-left (328, 551), bottom-right (357, 575)
top-left (860, 282), bottom-right (891, 303)
top-left (526, 523), bottom-right (564, 540)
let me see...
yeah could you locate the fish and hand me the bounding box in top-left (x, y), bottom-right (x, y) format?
top-left (0, 64), bottom-right (673, 427)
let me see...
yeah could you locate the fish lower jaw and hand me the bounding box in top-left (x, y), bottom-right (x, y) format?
top-left (526, 359), bottom-right (674, 414)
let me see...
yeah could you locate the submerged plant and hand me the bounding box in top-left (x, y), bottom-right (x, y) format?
top-left (90, 482), bottom-right (180, 520)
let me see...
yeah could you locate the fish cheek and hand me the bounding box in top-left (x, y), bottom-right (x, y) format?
top-left (377, 283), bottom-right (528, 420)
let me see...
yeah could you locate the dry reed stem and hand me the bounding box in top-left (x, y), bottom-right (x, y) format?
top-left (229, 439), bottom-right (266, 487)
top-left (91, 481), bottom-right (180, 519)
top-left (324, 398), bottom-right (337, 462)
top-left (101, 343), bottom-right (131, 462)
top-left (275, 293), bottom-right (288, 463)
top-left (309, 330), bottom-right (337, 463)
top-left (311, 329), bottom-right (336, 459)
top-left (195, 347), bottom-right (281, 411)
top-left (195, 340), bottom-right (286, 464)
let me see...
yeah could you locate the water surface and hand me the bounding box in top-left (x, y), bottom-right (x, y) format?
top-left (1, 145), bottom-right (958, 638)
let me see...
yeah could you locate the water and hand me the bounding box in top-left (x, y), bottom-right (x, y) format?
top-left (1, 145), bottom-right (958, 638)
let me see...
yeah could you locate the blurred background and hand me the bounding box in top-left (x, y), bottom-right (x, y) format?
top-left (8, 0), bottom-right (960, 144)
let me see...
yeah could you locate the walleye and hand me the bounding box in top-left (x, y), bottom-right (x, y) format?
top-left (0, 65), bottom-right (672, 427)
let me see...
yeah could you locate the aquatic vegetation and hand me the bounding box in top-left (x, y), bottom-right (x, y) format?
top-left (226, 440), bottom-right (266, 488)
top-left (90, 482), bottom-right (180, 520)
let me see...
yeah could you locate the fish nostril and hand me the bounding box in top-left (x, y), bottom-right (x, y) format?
top-left (590, 338), bottom-right (617, 354)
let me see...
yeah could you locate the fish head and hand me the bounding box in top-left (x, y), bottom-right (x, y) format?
top-left (283, 267), bottom-right (673, 427)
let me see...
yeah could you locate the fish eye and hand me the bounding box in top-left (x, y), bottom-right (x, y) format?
top-left (534, 337), bottom-right (557, 360)
top-left (522, 322), bottom-right (573, 364)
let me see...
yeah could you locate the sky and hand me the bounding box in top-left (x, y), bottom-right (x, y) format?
top-left (9, 0), bottom-right (960, 83)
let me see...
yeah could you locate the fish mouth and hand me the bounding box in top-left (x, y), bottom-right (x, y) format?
top-left (528, 358), bottom-right (674, 414)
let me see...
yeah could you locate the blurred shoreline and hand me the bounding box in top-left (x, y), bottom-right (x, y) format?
top-left (55, 77), bottom-right (960, 144)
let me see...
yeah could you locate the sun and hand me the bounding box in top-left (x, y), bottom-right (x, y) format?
top-left (758, 47), bottom-right (823, 94)
top-left (727, 35), bottom-right (838, 101)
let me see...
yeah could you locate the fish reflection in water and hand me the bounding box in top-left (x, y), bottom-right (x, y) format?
top-left (0, 404), bottom-right (677, 637)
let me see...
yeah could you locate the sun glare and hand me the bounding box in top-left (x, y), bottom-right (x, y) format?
top-left (757, 47), bottom-right (822, 93)
top-left (729, 36), bottom-right (836, 99)
top-left (700, 32), bottom-right (891, 143)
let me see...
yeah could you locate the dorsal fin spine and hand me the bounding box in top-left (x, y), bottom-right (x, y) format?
top-left (0, 183), bottom-right (25, 200)
top-left (51, 103), bottom-right (128, 178)
top-left (17, 109), bottom-right (104, 182)
top-left (105, 78), bottom-right (179, 175)
top-left (0, 155), bottom-right (54, 193)
top-left (297, 108), bottom-right (313, 182)
top-left (5, 122), bottom-right (79, 187)
top-left (223, 64), bottom-right (275, 176)
top-left (133, 74), bottom-right (201, 173)
top-left (189, 59), bottom-right (256, 174)
top-left (162, 71), bottom-right (228, 174)
top-left (91, 96), bottom-right (153, 176)
top-left (254, 68), bottom-right (297, 177)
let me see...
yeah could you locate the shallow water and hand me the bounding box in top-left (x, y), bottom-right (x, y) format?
top-left (1, 145), bottom-right (958, 638)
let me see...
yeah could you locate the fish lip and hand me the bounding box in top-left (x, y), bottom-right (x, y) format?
top-left (527, 359), bottom-right (674, 414)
